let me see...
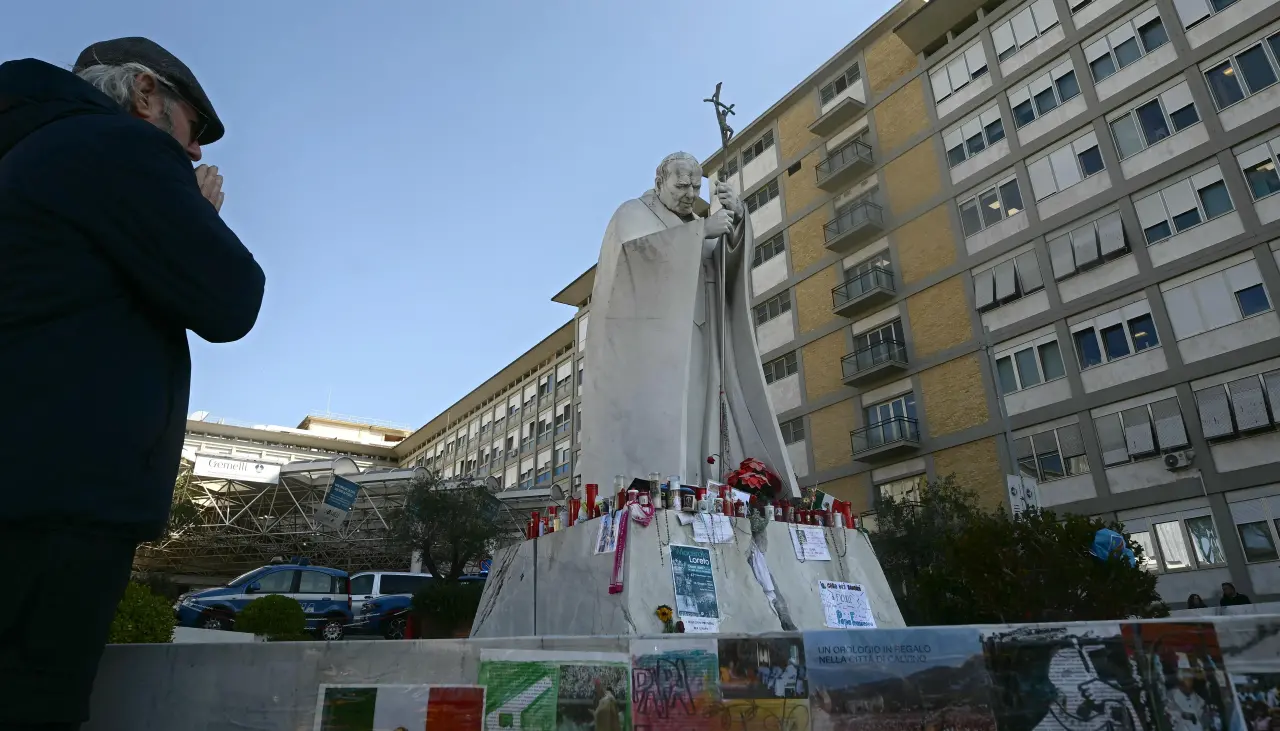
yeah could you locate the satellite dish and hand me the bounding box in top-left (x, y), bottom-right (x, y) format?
top-left (189, 410), bottom-right (210, 421)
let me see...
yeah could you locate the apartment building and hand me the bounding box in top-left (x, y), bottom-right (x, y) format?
top-left (399, 0), bottom-right (1280, 603)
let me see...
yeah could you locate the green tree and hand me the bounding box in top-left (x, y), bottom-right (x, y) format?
top-left (235, 594), bottom-right (309, 641)
top-left (108, 582), bottom-right (176, 644)
top-left (868, 475), bottom-right (1168, 625)
top-left (389, 473), bottom-right (506, 581)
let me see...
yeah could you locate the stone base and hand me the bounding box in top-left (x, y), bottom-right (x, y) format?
top-left (471, 509), bottom-right (905, 638)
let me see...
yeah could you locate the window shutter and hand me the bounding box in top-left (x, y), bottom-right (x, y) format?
top-left (1229, 377), bottom-right (1270, 431)
top-left (1122, 406), bottom-right (1157, 456)
top-left (1071, 223), bottom-right (1101, 270)
top-left (1012, 9), bottom-right (1039, 47)
top-left (1015, 251), bottom-right (1043, 293)
top-left (1097, 212), bottom-right (1127, 257)
top-left (994, 259), bottom-right (1019, 301)
top-left (1150, 398), bottom-right (1189, 449)
top-left (1049, 234), bottom-right (1076, 279)
top-left (974, 269), bottom-right (997, 310)
top-left (1028, 157), bottom-right (1059, 201)
top-left (1172, 0), bottom-right (1210, 29)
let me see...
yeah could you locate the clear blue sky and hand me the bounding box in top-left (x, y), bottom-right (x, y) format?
top-left (3, 0), bottom-right (893, 430)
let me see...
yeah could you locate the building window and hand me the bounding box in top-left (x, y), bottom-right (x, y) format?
top-left (1237, 136), bottom-right (1280, 201)
top-left (1133, 167), bottom-right (1235, 244)
top-left (992, 0), bottom-right (1060, 63)
top-left (519, 469), bottom-right (534, 489)
top-left (1162, 258), bottom-right (1273, 341)
top-left (1014, 423), bottom-right (1089, 481)
top-left (763, 352), bottom-right (798, 384)
top-left (742, 130), bottom-right (776, 166)
top-left (944, 105), bottom-right (1006, 168)
top-left (722, 157), bottom-right (740, 178)
top-left (1027, 130), bottom-right (1105, 202)
top-left (1131, 516), bottom-right (1226, 573)
top-left (973, 249), bottom-right (1043, 311)
top-left (1194, 369), bottom-right (1280, 441)
top-left (1093, 396), bottom-right (1190, 466)
top-left (754, 292), bottom-right (792, 326)
top-left (554, 404), bottom-right (572, 435)
top-left (1203, 34), bottom-right (1280, 110)
top-left (780, 417), bottom-right (805, 444)
top-left (1109, 83), bottom-right (1200, 159)
top-left (820, 64), bottom-right (861, 105)
top-left (744, 179), bottom-right (780, 213)
top-left (1175, 0), bottom-right (1244, 31)
top-left (959, 176), bottom-right (1025, 237)
top-left (929, 41), bottom-right (990, 104)
top-left (1072, 306), bottom-right (1160, 370)
top-left (1008, 59), bottom-right (1080, 128)
top-left (1047, 211), bottom-right (1128, 281)
top-left (752, 233), bottom-right (786, 268)
top-left (996, 338), bottom-right (1066, 394)
top-left (877, 475), bottom-right (923, 505)
top-left (1084, 8), bottom-right (1169, 83)
top-left (864, 393), bottom-right (919, 448)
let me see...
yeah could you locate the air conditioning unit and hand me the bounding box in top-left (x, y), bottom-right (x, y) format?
top-left (1164, 449), bottom-right (1195, 471)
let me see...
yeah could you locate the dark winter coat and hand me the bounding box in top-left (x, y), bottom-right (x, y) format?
top-left (0, 58), bottom-right (265, 538)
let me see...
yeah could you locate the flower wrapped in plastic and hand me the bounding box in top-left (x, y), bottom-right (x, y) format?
top-left (724, 457), bottom-right (782, 502)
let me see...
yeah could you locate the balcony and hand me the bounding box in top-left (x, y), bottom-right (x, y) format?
top-left (832, 267), bottom-right (895, 318)
top-left (851, 416), bottom-right (921, 461)
top-left (816, 140), bottom-right (874, 191)
top-left (841, 340), bottom-right (908, 387)
top-left (824, 201), bottom-right (884, 254)
top-left (809, 96), bottom-right (867, 137)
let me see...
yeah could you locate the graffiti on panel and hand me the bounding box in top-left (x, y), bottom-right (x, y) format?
top-left (629, 638), bottom-right (719, 730)
top-left (804, 626), bottom-right (997, 731)
top-left (1122, 622), bottom-right (1236, 731)
top-left (312, 684), bottom-right (484, 731)
top-left (982, 623), bottom-right (1149, 731)
top-left (477, 649), bottom-right (632, 731)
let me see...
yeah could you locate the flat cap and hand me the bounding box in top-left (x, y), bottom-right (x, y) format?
top-left (73, 37), bottom-right (224, 145)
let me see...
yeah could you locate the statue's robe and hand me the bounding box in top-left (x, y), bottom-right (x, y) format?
top-left (579, 189), bottom-right (799, 496)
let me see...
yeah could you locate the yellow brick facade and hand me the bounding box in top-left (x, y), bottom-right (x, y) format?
top-left (933, 437), bottom-right (1006, 510)
top-left (787, 208), bottom-right (829, 273)
top-left (810, 402), bottom-right (857, 471)
top-left (817, 473), bottom-right (872, 512)
top-left (919, 354), bottom-right (989, 437)
top-left (795, 265), bottom-right (838, 333)
top-left (883, 141), bottom-right (942, 217)
top-left (872, 78), bottom-right (928, 155)
top-left (865, 33), bottom-right (918, 96)
top-left (895, 205), bottom-right (956, 285)
top-left (777, 93), bottom-right (818, 163)
top-left (905, 276), bottom-right (973, 357)
top-left (785, 150), bottom-right (827, 215)
top-left (802, 330), bottom-right (848, 401)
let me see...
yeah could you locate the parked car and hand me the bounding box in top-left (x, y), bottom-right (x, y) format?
top-left (352, 571), bottom-right (487, 639)
top-left (174, 562), bottom-right (353, 640)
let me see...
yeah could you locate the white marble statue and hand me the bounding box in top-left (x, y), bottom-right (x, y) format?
top-left (579, 151), bottom-right (800, 496)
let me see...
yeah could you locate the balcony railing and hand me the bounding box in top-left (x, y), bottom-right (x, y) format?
top-left (841, 340), bottom-right (908, 385)
top-left (832, 266), bottom-right (895, 317)
top-left (816, 139), bottom-right (874, 190)
top-left (851, 416), bottom-right (920, 459)
top-left (823, 200), bottom-right (885, 252)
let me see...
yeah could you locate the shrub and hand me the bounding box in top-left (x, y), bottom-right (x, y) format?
top-left (235, 594), bottom-right (307, 640)
top-left (108, 582), bottom-right (175, 644)
top-left (410, 580), bottom-right (484, 638)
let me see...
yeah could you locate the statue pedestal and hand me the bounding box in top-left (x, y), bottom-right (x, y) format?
top-left (470, 509), bottom-right (905, 638)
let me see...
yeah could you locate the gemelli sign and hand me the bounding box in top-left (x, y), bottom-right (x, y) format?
top-left (193, 454), bottom-right (281, 484)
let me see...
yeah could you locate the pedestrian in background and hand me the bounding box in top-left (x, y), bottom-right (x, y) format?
top-left (0, 37), bottom-right (264, 730)
top-left (1222, 582), bottom-right (1253, 607)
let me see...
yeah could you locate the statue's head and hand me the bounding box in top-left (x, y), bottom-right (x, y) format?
top-left (654, 151), bottom-right (703, 216)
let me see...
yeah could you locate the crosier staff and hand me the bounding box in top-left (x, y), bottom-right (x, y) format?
top-left (703, 82), bottom-right (735, 482)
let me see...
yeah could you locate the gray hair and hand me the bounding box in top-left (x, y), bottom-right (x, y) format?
top-left (654, 151), bottom-right (702, 184)
top-left (76, 62), bottom-right (176, 112)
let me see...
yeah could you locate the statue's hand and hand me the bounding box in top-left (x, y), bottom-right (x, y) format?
top-left (715, 181), bottom-right (745, 218)
top-left (705, 209), bottom-right (735, 238)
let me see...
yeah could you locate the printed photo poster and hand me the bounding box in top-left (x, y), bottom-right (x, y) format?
top-left (595, 509), bottom-right (625, 555)
top-left (1122, 622), bottom-right (1239, 731)
top-left (981, 623), bottom-right (1150, 731)
top-left (670, 544), bottom-right (720, 623)
top-left (804, 627), bottom-right (996, 731)
top-left (716, 636), bottom-right (810, 730)
top-left (313, 684), bottom-right (484, 731)
top-left (477, 649), bottom-right (631, 731)
top-left (1216, 616), bottom-right (1280, 731)
top-left (630, 638), bottom-right (720, 730)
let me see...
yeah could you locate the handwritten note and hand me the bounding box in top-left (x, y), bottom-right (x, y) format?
top-left (692, 514), bottom-right (734, 544)
top-left (819, 580), bottom-right (875, 628)
top-left (790, 525), bottom-right (831, 560)
top-left (681, 617), bottom-right (720, 633)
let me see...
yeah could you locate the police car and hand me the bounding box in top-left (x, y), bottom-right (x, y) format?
top-left (351, 571), bottom-right (488, 639)
top-left (174, 560), bottom-right (353, 640)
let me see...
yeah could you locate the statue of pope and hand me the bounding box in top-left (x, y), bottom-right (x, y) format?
top-left (578, 152), bottom-right (800, 497)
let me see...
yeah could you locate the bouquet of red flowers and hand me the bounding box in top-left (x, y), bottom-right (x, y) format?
top-left (724, 458), bottom-right (783, 501)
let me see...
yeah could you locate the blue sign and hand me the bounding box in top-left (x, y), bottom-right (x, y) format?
top-left (480, 559), bottom-right (492, 572)
top-left (323, 475), bottom-right (360, 512)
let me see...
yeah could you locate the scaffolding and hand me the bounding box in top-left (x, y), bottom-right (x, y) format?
top-left (135, 457), bottom-right (426, 578)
